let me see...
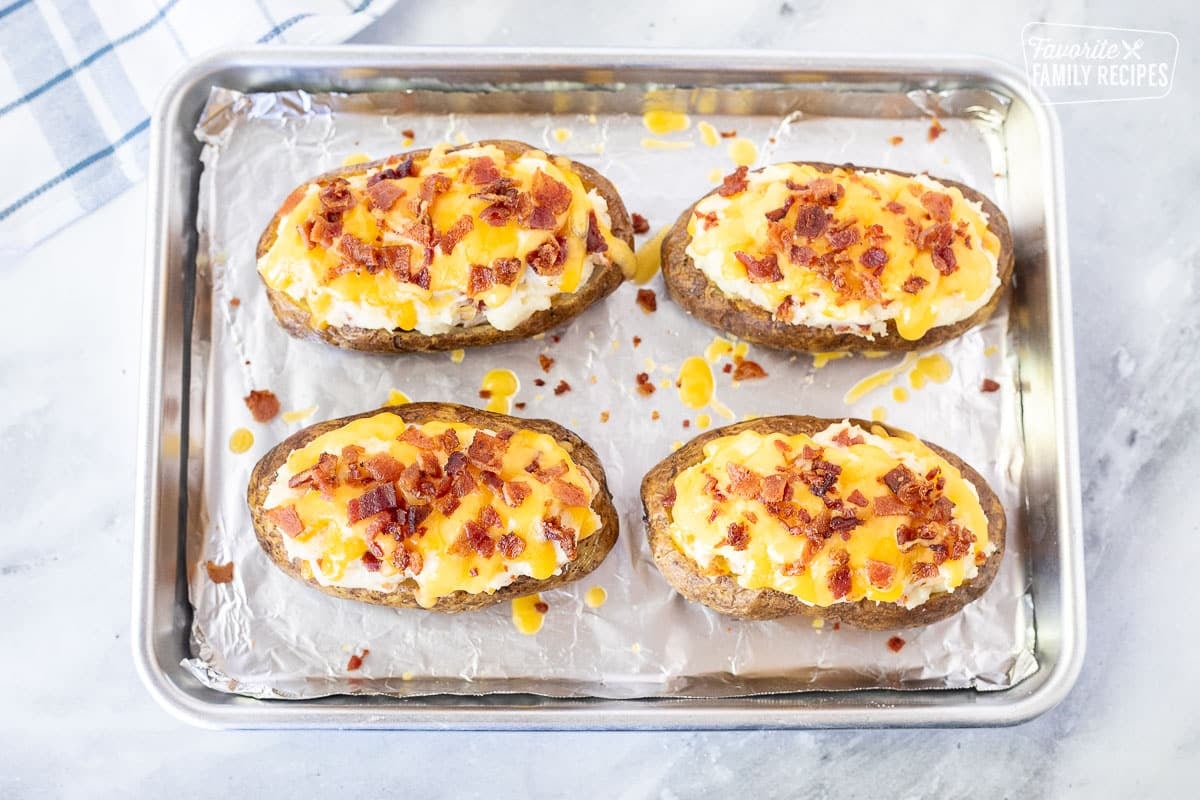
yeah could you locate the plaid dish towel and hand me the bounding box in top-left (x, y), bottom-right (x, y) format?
top-left (0, 0), bottom-right (396, 255)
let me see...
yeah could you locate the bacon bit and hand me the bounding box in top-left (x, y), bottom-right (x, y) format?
top-left (244, 390), bottom-right (281, 422)
top-left (912, 562), bottom-right (939, 580)
top-left (364, 453), bottom-right (404, 483)
top-left (531, 169), bottom-right (572, 214)
top-left (726, 463), bottom-right (762, 499)
top-left (662, 485), bottom-right (677, 509)
top-left (393, 546), bottom-right (424, 575)
top-left (932, 245), bottom-right (958, 275)
top-left (721, 363), bottom-right (733, 374)
top-left (695, 210), bottom-right (719, 230)
top-left (831, 428), bottom-right (865, 447)
top-left (732, 360), bottom-right (767, 381)
top-left (759, 473), bottom-right (787, 504)
top-left (529, 601), bottom-right (547, 615)
top-left (479, 257), bottom-right (517, 288)
top-left (377, 244), bottom-right (412, 281)
top-left (632, 336), bottom-right (642, 348)
top-left (981, 378), bottom-right (1001, 393)
top-left (369, 157), bottom-right (415, 185)
top-left (719, 129), bottom-right (738, 138)
top-left (418, 173), bottom-right (452, 203)
top-left (551, 479), bottom-right (588, 507)
top-left (902, 275), bottom-right (928, 294)
top-left (553, 380), bottom-right (571, 396)
top-left (205, 561), bottom-right (234, 584)
top-left (635, 372), bottom-right (656, 397)
top-left (347, 483), bottom-right (399, 524)
top-left (346, 650), bottom-right (369, 671)
top-left (636, 288), bottom-right (657, 313)
top-left (631, 213), bottom-right (651, 234)
top-left (846, 489), bottom-right (869, 507)
top-left (806, 178), bottom-right (845, 207)
top-left (318, 178), bottom-right (355, 214)
top-left (467, 432), bottom-right (507, 470)
top-left (826, 225), bottom-right (860, 252)
top-left (399, 427), bottom-right (436, 451)
top-left (266, 505), bottom-right (304, 537)
top-left (682, 419), bottom-right (691, 428)
top-left (542, 517), bottom-right (578, 560)
top-left (366, 179), bottom-right (404, 212)
top-left (827, 565), bottom-right (852, 599)
top-left (463, 156), bottom-right (501, 185)
top-left (438, 429), bottom-right (460, 455)
top-left (467, 263), bottom-right (494, 296)
top-left (534, 378), bottom-right (546, 387)
top-left (717, 166), bottom-right (749, 197)
top-left (761, 195), bottom-right (794, 223)
top-left (526, 237), bottom-right (566, 276)
top-left (920, 191), bottom-right (953, 223)
top-left (585, 211), bottom-right (608, 253)
top-left (478, 505), bottom-right (503, 530)
top-left (461, 520), bottom-right (495, 558)
top-left (360, 550), bottom-right (382, 572)
top-left (497, 533), bottom-right (526, 559)
top-left (339, 233), bottom-right (382, 274)
top-left (928, 118), bottom-right (946, 141)
top-left (889, 135), bottom-right (904, 146)
top-left (918, 220), bottom-right (953, 251)
top-left (781, 561), bottom-right (805, 577)
top-left (439, 214), bottom-right (474, 254)
top-left (884, 201), bottom-right (906, 216)
top-left (866, 559), bottom-right (895, 589)
top-left (734, 251), bottom-right (783, 283)
top-left (881, 464), bottom-right (915, 495)
top-left (886, 636), bottom-right (906, 653)
top-left (502, 480), bottom-right (531, 508)
top-left (538, 354), bottom-right (555, 373)
top-left (793, 204), bottom-right (829, 239)
top-left (721, 521), bottom-right (750, 551)
top-left (859, 246), bottom-right (889, 270)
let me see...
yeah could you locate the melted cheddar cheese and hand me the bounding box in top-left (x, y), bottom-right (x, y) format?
top-left (666, 421), bottom-right (994, 608)
top-left (259, 143), bottom-right (635, 336)
top-left (262, 412), bottom-right (601, 608)
top-left (686, 164), bottom-right (1002, 341)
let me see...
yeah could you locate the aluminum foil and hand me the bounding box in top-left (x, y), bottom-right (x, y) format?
top-left (183, 84), bottom-right (1036, 699)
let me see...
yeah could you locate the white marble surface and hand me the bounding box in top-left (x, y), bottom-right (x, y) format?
top-left (2, 1), bottom-right (1196, 796)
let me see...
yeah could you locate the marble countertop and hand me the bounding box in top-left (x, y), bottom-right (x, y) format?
top-left (2, 1), bottom-right (1195, 795)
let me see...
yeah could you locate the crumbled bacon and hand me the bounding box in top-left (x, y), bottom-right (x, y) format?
top-left (636, 288), bottom-right (657, 313)
top-left (467, 264), bottom-right (494, 296)
top-left (347, 483), bottom-right (399, 524)
top-left (912, 562), bottom-right (939, 580)
top-left (492, 257), bottom-right (522, 285)
top-left (551, 479), bottom-right (588, 507)
top-left (524, 203), bottom-right (557, 230)
top-left (393, 545), bottom-right (424, 575)
top-left (917, 221), bottom-right (953, 251)
top-left (365, 453), bottom-right (405, 482)
top-left (346, 650), bottom-right (369, 671)
top-left (318, 178), bottom-right (355, 214)
top-left (502, 480), bottom-right (531, 508)
top-left (732, 360), bottom-right (767, 381)
top-left (244, 389), bottom-right (281, 422)
top-left (497, 533), bottom-right (526, 558)
top-left (793, 204), bottom-right (829, 239)
top-left (462, 520), bottom-right (495, 558)
top-left (920, 191), bottom-right (953, 222)
top-left (463, 156), bottom-right (501, 185)
top-left (531, 169), bottom-right (572, 214)
top-left (339, 233), bottom-right (381, 274)
top-left (399, 427), bottom-right (436, 451)
top-left (734, 251), bottom-right (783, 283)
top-left (538, 354), bottom-right (555, 373)
top-left (631, 213), bottom-right (650, 234)
top-left (846, 489), bottom-right (868, 507)
top-left (764, 196), bottom-right (795, 223)
top-left (205, 561), bottom-right (234, 584)
top-left (805, 178), bottom-right (845, 207)
top-left (981, 378), bottom-right (1001, 393)
top-left (726, 463), bottom-right (762, 499)
top-left (901, 275), bottom-right (928, 294)
top-left (662, 485), bottom-right (677, 509)
top-left (635, 372), bottom-right (655, 397)
top-left (931, 245), bottom-right (958, 275)
top-left (525, 237), bottom-right (566, 276)
top-left (859, 246), bottom-right (889, 270)
top-left (467, 432), bottom-right (506, 470)
top-left (542, 517), bottom-right (578, 560)
top-left (378, 244), bottom-right (412, 280)
top-left (716, 166), bottom-right (751, 199)
top-left (884, 200), bottom-right (906, 215)
top-left (774, 295), bottom-right (796, 321)
top-left (881, 464), bottom-right (915, 495)
top-left (553, 380), bottom-right (571, 396)
top-left (759, 473), bottom-right (787, 504)
top-left (886, 636), bottom-right (906, 652)
top-left (721, 521), bottom-right (750, 551)
top-left (827, 225), bottom-right (860, 252)
top-left (289, 452), bottom-right (339, 497)
top-left (827, 565), bottom-right (852, 599)
top-left (439, 214), bottom-right (474, 254)
top-left (585, 211), bottom-right (608, 253)
top-left (695, 210), bottom-right (719, 230)
top-left (831, 428), bottom-right (865, 447)
top-left (867, 560), bottom-right (895, 588)
top-left (366, 179), bottom-right (405, 212)
top-left (418, 173), bottom-right (451, 203)
top-left (928, 118), bottom-right (946, 141)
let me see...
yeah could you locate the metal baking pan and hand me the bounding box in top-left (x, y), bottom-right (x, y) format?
top-left (134, 46), bottom-right (1084, 729)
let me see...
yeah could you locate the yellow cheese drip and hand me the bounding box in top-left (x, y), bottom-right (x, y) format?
top-left (584, 586), bottom-right (608, 608)
top-left (727, 137), bottom-right (758, 167)
top-left (642, 110), bottom-right (690, 135)
top-left (269, 412), bottom-right (600, 608)
top-left (686, 164), bottom-right (1001, 341)
top-left (698, 121), bottom-right (720, 147)
top-left (258, 143), bottom-right (634, 333)
top-left (909, 353), bottom-right (953, 389)
top-left (229, 428), bottom-right (254, 453)
top-left (633, 227), bottom-right (668, 284)
top-left (512, 594), bottom-right (547, 635)
top-left (667, 426), bottom-right (989, 606)
top-left (480, 368), bottom-right (519, 413)
top-left (677, 357), bottom-right (715, 409)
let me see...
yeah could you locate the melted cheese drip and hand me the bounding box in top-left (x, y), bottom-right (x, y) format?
top-left (258, 143), bottom-right (635, 336)
top-left (643, 110), bottom-right (690, 135)
top-left (263, 412), bottom-right (601, 608)
top-left (512, 594), bottom-right (546, 634)
top-left (677, 357), bottom-right (714, 409)
top-left (666, 421), bottom-right (993, 608)
top-left (480, 368), bottom-right (519, 413)
top-left (584, 586), bottom-right (608, 608)
top-left (229, 428), bottom-right (254, 453)
top-left (686, 164), bottom-right (1002, 341)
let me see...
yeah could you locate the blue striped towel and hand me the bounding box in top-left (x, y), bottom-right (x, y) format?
top-left (0, 0), bottom-right (395, 255)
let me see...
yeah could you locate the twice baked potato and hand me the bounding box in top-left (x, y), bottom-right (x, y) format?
top-left (248, 403), bottom-right (618, 611)
top-left (661, 162), bottom-right (1014, 351)
top-left (640, 416), bottom-right (1005, 628)
top-left (256, 140), bottom-right (636, 352)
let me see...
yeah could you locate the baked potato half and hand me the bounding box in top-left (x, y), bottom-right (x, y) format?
top-left (661, 162), bottom-right (1014, 352)
top-left (248, 402), bottom-right (618, 611)
top-left (256, 139), bottom-right (636, 352)
top-left (641, 416), bottom-right (1005, 629)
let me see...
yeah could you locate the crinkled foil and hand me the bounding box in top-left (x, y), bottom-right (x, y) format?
top-left (183, 84), bottom-right (1036, 699)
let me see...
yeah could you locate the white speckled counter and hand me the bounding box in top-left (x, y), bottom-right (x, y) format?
top-left (1, 1), bottom-right (1195, 796)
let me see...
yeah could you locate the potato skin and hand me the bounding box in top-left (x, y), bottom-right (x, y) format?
top-left (640, 416), bottom-right (1006, 629)
top-left (248, 402), bottom-right (619, 612)
top-left (660, 162), bottom-right (1015, 352)
top-left (257, 140), bottom-right (635, 352)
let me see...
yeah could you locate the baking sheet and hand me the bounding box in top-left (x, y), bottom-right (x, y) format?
top-left (183, 84), bottom-right (1036, 699)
